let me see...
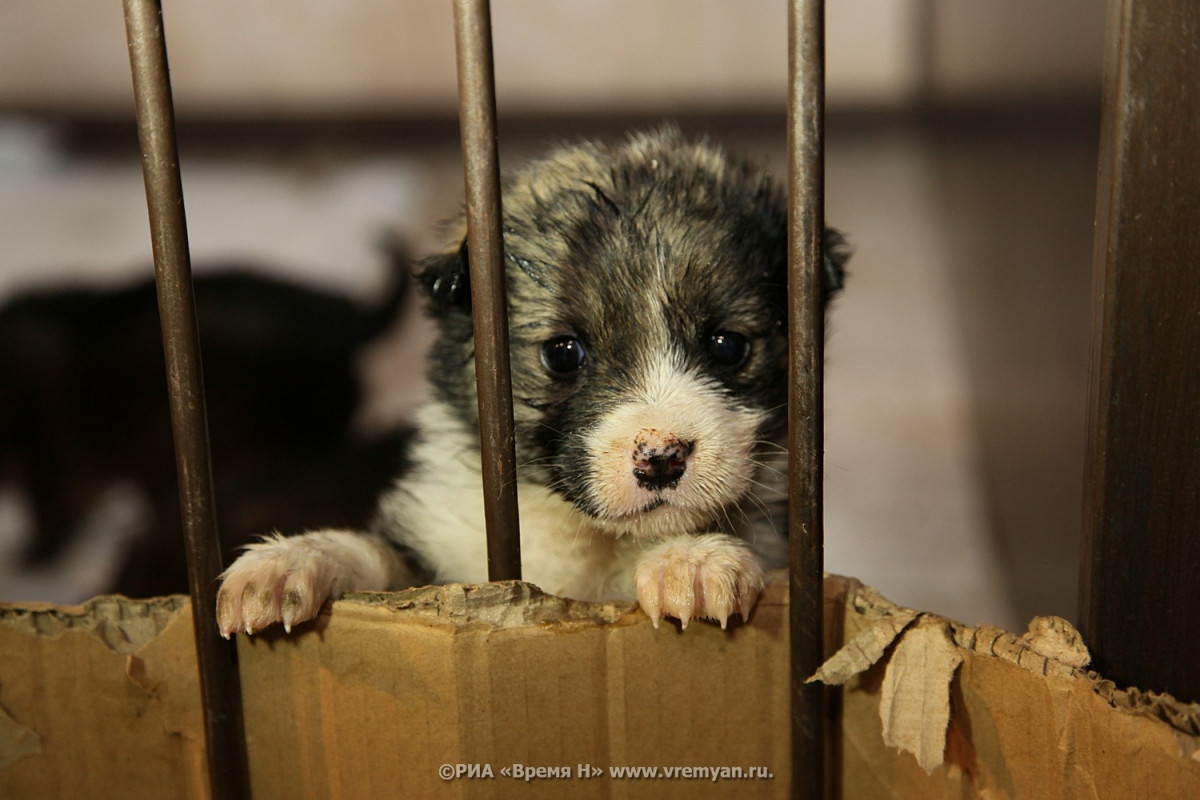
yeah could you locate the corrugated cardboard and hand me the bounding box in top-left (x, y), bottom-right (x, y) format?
top-left (823, 581), bottom-right (1200, 798)
top-left (2, 574), bottom-right (1198, 799)
top-left (0, 596), bottom-right (207, 798)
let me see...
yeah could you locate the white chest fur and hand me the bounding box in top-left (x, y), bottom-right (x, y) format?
top-left (376, 403), bottom-right (644, 601)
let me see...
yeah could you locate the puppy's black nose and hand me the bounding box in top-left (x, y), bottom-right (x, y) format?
top-left (634, 453), bottom-right (688, 490)
top-left (632, 432), bottom-right (693, 491)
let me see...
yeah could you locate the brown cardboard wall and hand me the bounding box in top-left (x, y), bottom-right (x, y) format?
top-left (235, 582), bottom-right (792, 799)
top-left (2, 576), bottom-right (1198, 799)
top-left (0, 596), bottom-right (207, 798)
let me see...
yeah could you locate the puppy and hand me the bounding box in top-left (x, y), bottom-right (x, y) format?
top-left (216, 127), bottom-right (847, 636)
top-left (0, 246), bottom-right (410, 595)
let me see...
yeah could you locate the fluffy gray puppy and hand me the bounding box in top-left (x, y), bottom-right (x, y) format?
top-left (216, 127), bottom-right (847, 636)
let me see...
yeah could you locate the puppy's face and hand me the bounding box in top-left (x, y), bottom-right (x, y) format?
top-left (423, 129), bottom-right (844, 539)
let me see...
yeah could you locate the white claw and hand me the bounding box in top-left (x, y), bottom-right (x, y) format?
top-left (213, 529), bottom-right (395, 637)
top-left (737, 581), bottom-right (759, 623)
top-left (634, 534), bottom-right (765, 631)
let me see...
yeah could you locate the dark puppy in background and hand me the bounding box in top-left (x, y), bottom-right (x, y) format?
top-left (0, 244), bottom-right (411, 597)
top-left (217, 127), bottom-right (847, 634)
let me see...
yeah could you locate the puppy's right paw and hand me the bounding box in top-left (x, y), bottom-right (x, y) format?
top-left (215, 530), bottom-right (395, 638)
top-left (634, 533), bottom-right (764, 630)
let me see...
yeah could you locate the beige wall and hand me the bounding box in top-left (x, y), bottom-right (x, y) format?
top-left (0, 1), bottom-right (1103, 117)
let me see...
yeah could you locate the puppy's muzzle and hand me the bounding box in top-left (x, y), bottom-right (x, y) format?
top-left (632, 429), bottom-right (693, 491)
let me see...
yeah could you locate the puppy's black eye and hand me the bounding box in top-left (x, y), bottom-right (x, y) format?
top-left (707, 331), bottom-right (751, 368)
top-left (541, 336), bottom-right (587, 377)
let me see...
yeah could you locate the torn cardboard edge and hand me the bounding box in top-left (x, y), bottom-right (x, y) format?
top-left (810, 576), bottom-right (1200, 769)
top-left (3, 573), bottom-right (1199, 795)
top-left (1091, 676), bottom-right (1200, 738)
top-left (4, 577), bottom-right (1198, 741)
top-left (0, 592), bottom-right (205, 785)
top-left (0, 595), bottom-right (187, 654)
top-left (4, 577), bottom-right (1199, 741)
top-left (342, 579), bottom-right (639, 628)
top-left (0, 593), bottom-right (205, 742)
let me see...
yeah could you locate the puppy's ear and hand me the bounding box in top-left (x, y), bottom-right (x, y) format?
top-left (821, 228), bottom-right (851, 303)
top-left (418, 238), bottom-right (471, 316)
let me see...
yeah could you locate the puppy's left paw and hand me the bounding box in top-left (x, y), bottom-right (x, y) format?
top-left (215, 529), bottom-right (396, 638)
top-left (634, 534), bottom-right (764, 630)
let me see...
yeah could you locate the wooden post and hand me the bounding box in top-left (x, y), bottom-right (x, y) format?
top-left (1081, 0), bottom-right (1200, 702)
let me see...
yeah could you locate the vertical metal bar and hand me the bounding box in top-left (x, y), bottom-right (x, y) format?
top-left (787, 0), bottom-right (826, 797)
top-left (452, 0), bottom-right (522, 581)
top-left (121, 3), bottom-right (250, 797)
top-left (1081, 0), bottom-right (1200, 703)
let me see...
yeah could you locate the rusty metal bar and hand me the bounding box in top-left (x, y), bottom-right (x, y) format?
top-left (787, 0), bottom-right (826, 797)
top-left (451, 0), bottom-right (522, 582)
top-left (121, 2), bottom-right (250, 797)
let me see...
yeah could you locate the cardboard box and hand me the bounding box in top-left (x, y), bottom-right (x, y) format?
top-left (2, 574), bottom-right (1198, 798)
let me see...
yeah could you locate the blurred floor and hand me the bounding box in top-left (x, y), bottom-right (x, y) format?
top-left (0, 111), bottom-right (1099, 632)
top-left (928, 110), bottom-right (1098, 626)
top-left (824, 110), bottom-right (1098, 631)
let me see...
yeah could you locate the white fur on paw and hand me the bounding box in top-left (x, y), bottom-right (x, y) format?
top-left (215, 530), bottom-right (392, 638)
top-left (634, 533), bottom-right (764, 630)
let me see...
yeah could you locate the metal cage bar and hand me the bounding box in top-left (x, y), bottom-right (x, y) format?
top-left (120, 1), bottom-right (826, 794)
top-left (452, 0), bottom-right (523, 582)
top-left (787, 0), bottom-right (827, 797)
top-left (121, 2), bottom-right (250, 797)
